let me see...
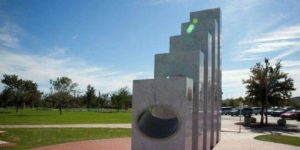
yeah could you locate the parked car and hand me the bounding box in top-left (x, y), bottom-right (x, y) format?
top-left (230, 108), bottom-right (240, 116)
top-left (271, 107), bottom-right (294, 117)
top-left (242, 107), bottom-right (253, 116)
top-left (221, 107), bottom-right (232, 115)
top-left (296, 111), bottom-right (300, 121)
top-left (281, 109), bottom-right (297, 119)
top-left (252, 107), bottom-right (262, 115)
top-left (267, 108), bottom-right (273, 115)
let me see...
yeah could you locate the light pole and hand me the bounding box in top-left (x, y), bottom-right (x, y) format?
top-left (264, 58), bottom-right (268, 125)
top-left (239, 100), bottom-right (243, 133)
top-left (264, 58), bottom-right (273, 125)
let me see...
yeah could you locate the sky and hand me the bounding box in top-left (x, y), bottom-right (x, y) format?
top-left (0, 0), bottom-right (300, 99)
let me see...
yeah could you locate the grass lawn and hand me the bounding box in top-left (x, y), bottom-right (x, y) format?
top-left (254, 134), bottom-right (300, 147)
top-left (0, 128), bottom-right (131, 150)
top-left (0, 108), bottom-right (131, 124)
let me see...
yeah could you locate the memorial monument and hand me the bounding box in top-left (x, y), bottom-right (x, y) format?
top-left (132, 8), bottom-right (221, 150)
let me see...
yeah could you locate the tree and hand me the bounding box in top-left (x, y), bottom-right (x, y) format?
top-left (0, 89), bottom-right (13, 107)
top-left (50, 76), bottom-right (77, 115)
top-left (21, 80), bottom-right (42, 108)
top-left (1, 74), bottom-right (41, 112)
top-left (84, 85), bottom-right (96, 109)
top-left (98, 92), bottom-right (109, 108)
top-left (243, 58), bottom-right (295, 125)
top-left (111, 87), bottom-right (132, 111)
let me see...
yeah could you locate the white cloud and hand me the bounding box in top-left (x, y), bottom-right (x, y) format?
top-left (235, 23), bottom-right (300, 61)
top-left (0, 50), bottom-right (150, 94)
top-left (243, 41), bottom-right (298, 54)
top-left (222, 69), bottom-right (249, 98)
top-left (284, 68), bottom-right (300, 97)
top-left (0, 22), bottom-right (21, 49)
top-left (241, 23), bottom-right (300, 44)
top-left (281, 60), bottom-right (300, 67)
top-left (49, 47), bottom-right (68, 56)
top-left (271, 48), bottom-right (300, 62)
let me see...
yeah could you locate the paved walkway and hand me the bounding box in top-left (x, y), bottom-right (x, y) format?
top-left (2, 116), bottom-right (300, 149)
top-left (32, 138), bottom-right (130, 150)
top-left (0, 124), bottom-right (131, 128)
top-left (32, 132), bottom-right (300, 150)
top-left (213, 131), bottom-right (300, 150)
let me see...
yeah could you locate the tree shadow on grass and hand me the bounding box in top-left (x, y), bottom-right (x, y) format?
top-left (0, 111), bottom-right (12, 114)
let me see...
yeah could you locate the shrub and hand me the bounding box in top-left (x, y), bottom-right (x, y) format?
top-left (251, 117), bottom-right (257, 123)
top-left (277, 118), bottom-right (286, 126)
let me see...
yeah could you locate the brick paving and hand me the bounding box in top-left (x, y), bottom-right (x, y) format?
top-left (32, 138), bottom-right (131, 150)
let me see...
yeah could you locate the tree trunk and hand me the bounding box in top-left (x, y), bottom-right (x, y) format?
top-left (22, 101), bottom-right (26, 109)
top-left (16, 104), bottom-right (19, 113)
top-left (265, 107), bottom-right (268, 125)
top-left (59, 102), bottom-right (62, 116)
top-left (59, 105), bottom-right (62, 115)
top-left (260, 106), bottom-right (264, 125)
top-left (15, 97), bottom-right (19, 113)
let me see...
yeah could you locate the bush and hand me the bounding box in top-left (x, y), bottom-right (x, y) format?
top-left (244, 116), bottom-right (251, 126)
top-left (277, 118), bottom-right (286, 126)
top-left (251, 117), bottom-right (257, 123)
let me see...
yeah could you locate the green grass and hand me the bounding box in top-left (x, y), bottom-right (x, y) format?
top-left (255, 134), bottom-right (300, 147)
top-left (0, 108), bottom-right (131, 124)
top-left (0, 128), bottom-right (131, 150)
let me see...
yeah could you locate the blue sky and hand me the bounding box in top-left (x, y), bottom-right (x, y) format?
top-left (0, 0), bottom-right (300, 98)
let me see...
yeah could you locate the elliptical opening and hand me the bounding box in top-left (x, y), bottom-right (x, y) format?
top-left (137, 106), bottom-right (178, 139)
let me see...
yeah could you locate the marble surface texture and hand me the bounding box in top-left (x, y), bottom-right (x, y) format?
top-left (132, 8), bottom-right (221, 150)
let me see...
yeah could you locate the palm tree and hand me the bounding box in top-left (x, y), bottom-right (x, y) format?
top-left (243, 58), bottom-right (295, 125)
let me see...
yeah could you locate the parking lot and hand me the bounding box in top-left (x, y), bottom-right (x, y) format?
top-left (221, 114), bottom-right (300, 130)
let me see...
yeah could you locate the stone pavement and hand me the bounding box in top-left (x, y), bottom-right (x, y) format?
top-left (213, 131), bottom-right (300, 150)
top-left (0, 124), bottom-right (131, 129)
top-left (214, 116), bottom-right (300, 150)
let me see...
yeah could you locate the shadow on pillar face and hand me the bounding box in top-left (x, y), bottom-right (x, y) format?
top-left (137, 106), bottom-right (178, 139)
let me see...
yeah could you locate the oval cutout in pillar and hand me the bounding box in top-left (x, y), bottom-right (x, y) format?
top-left (137, 106), bottom-right (178, 139)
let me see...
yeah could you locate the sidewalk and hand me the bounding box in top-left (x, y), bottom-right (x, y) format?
top-left (213, 131), bottom-right (300, 150)
top-left (214, 116), bottom-right (300, 150)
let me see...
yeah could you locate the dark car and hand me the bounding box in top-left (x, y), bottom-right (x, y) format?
top-left (271, 108), bottom-right (294, 117)
top-left (281, 109), bottom-right (297, 119)
top-left (296, 111), bottom-right (300, 121)
top-left (230, 108), bottom-right (240, 116)
top-left (221, 107), bottom-right (232, 115)
top-left (242, 107), bottom-right (253, 116)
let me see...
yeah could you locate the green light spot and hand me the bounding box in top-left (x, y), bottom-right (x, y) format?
top-left (186, 24), bottom-right (195, 34)
top-left (192, 18), bottom-right (198, 24)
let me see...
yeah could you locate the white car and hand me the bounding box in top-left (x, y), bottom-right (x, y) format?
top-left (252, 107), bottom-right (262, 115)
